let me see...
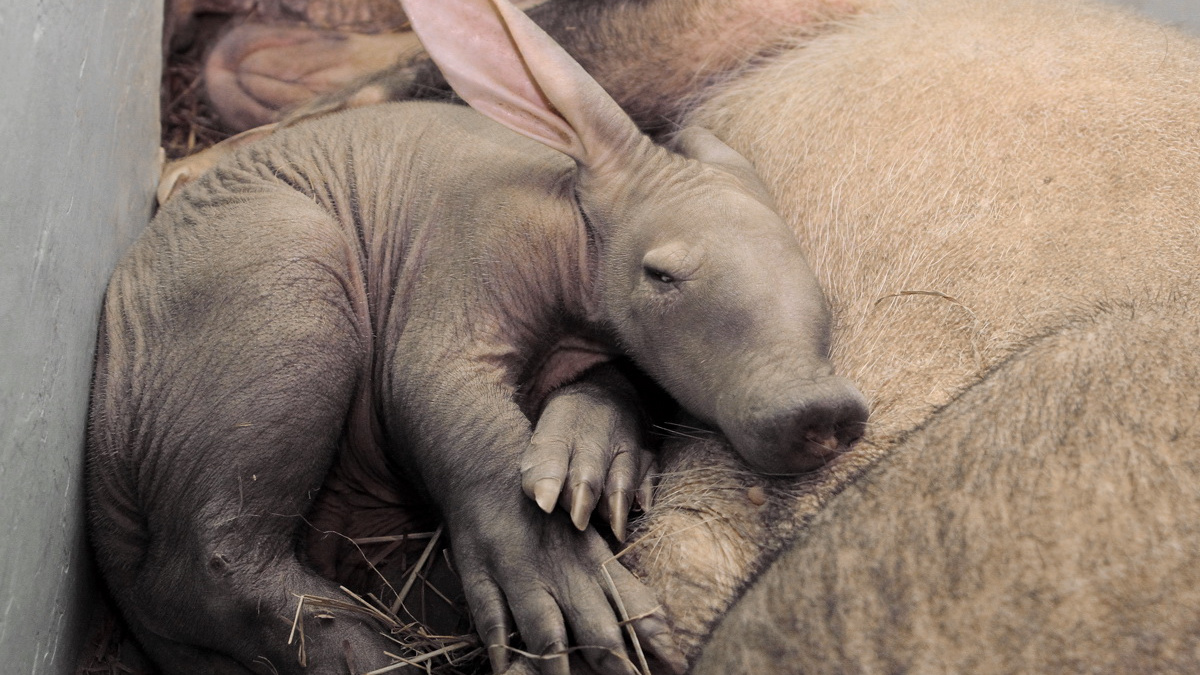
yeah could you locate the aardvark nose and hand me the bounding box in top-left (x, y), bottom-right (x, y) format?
top-left (726, 375), bottom-right (869, 474)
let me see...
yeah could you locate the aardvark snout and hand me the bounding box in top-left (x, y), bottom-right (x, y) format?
top-left (723, 375), bottom-right (869, 475)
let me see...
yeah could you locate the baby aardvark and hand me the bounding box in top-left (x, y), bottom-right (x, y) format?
top-left (85, 1), bottom-right (866, 673)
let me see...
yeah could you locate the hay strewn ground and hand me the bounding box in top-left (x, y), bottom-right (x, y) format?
top-left (162, 16), bottom-right (235, 160)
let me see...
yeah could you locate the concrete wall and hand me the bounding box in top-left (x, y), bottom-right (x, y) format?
top-left (0, 2), bottom-right (161, 673)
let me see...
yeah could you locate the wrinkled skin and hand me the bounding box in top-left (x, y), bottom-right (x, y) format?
top-left (92, 104), bottom-right (682, 675)
top-left (157, 0), bottom-right (1200, 670)
top-left (88, 2), bottom-right (868, 674)
top-left (255, 0), bottom-right (1200, 669)
top-left (510, 0), bottom-right (1200, 670)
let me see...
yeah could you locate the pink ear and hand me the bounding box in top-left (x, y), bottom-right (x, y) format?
top-left (401, 0), bottom-right (643, 168)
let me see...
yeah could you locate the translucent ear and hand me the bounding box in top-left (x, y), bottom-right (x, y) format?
top-left (401, 0), bottom-right (644, 168)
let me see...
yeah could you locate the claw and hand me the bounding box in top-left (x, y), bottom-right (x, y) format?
top-left (544, 641), bottom-right (570, 675)
top-left (570, 483), bottom-right (595, 530)
top-left (636, 473), bottom-right (654, 512)
top-left (608, 490), bottom-right (629, 542)
top-left (486, 627), bottom-right (510, 674)
top-left (533, 477), bottom-right (562, 514)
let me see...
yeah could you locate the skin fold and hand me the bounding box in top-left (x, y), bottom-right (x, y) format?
top-left (89, 1), bottom-right (867, 674)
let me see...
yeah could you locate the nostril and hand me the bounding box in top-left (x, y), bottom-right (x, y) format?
top-left (803, 417), bottom-right (866, 459)
top-left (786, 383), bottom-right (870, 462)
top-left (804, 429), bottom-right (842, 455)
top-left (723, 376), bottom-right (871, 474)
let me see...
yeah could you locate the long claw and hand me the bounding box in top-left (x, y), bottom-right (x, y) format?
top-left (488, 644), bottom-right (508, 675)
top-left (636, 473), bottom-right (654, 512)
top-left (534, 477), bottom-right (563, 514)
top-left (570, 483), bottom-right (595, 530)
top-left (544, 641), bottom-right (570, 675)
top-left (608, 490), bottom-right (629, 542)
top-left (486, 627), bottom-right (510, 674)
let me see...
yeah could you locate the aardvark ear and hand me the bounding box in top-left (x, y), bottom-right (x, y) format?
top-left (401, 0), bottom-right (646, 170)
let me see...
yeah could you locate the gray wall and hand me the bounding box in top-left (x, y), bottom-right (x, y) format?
top-left (0, 2), bottom-right (161, 673)
top-left (1115, 0), bottom-right (1200, 31)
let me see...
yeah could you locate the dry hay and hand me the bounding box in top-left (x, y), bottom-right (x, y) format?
top-left (288, 525), bottom-right (491, 675)
top-left (76, 522), bottom-right (491, 674)
top-left (161, 16), bottom-right (235, 160)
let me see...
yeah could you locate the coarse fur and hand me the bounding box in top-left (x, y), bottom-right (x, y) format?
top-left (695, 295), bottom-right (1200, 672)
top-left (630, 0), bottom-right (1200, 667)
top-left (431, 0), bottom-right (1200, 667)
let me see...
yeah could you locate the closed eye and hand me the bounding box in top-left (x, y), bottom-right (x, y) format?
top-left (644, 266), bottom-right (677, 285)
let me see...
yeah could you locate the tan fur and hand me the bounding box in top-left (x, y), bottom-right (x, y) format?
top-left (699, 0), bottom-right (1200, 444)
top-left (696, 295), bottom-right (1200, 672)
top-left (608, 0), bottom-right (1200, 665)
top-left (161, 0), bottom-right (1200, 667)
